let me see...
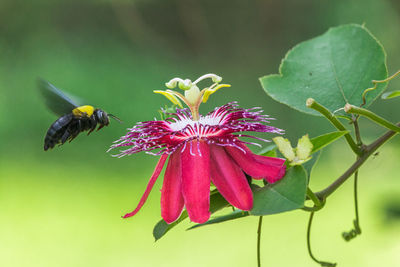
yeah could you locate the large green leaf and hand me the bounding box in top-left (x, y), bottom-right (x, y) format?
top-left (260, 24), bottom-right (387, 116)
top-left (152, 192), bottom-right (228, 241)
top-left (250, 166), bottom-right (307, 215)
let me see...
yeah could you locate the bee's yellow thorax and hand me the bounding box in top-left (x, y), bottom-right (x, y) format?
top-left (72, 105), bottom-right (95, 117)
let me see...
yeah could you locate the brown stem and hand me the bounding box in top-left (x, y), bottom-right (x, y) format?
top-left (316, 122), bottom-right (400, 200)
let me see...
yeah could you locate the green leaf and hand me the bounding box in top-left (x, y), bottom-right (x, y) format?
top-left (260, 24), bottom-right (387, 117)
top-left (382, 90), bottom-right (400, 99)
top-left (303, 150), bottom-right (321, 183)
top-left (187, 210), bottom-right (250, 230)
top-left (310, 131), bottom-right (348, 153)
top-left (250, 166), bottom-right (307, 215)
top-left (258, 144), bottom-right (277, 157)
top-left (153, 211), bottom-right (189, 242)
top-left (152, 192), bottom-right (228, 241)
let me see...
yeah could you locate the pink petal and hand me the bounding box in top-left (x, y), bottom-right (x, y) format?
top-left (210, 145), bottom-right (253, 210)
top-left (123, 154), bottom-right (168, 218)
top-left (161, 150), bottom-right (184, 224)
top-left (226, 143), bottom-right (286, 183)
top-left (253, 154), bottom-right (286, 183)
top-left (181, 140), bottom-right (211, 223)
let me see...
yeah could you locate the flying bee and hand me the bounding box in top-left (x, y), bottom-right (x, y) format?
top-left (38, 79), bottom-right (121, 151)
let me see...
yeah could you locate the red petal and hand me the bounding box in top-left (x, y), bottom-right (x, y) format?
top-left (181, 140), bottom-right (211, 223)
top-left (226, 143), bottom-right (286, 183)
top-left (123, 154), bottom-right (168, 218)
top-left (161, 150), bottom-right (184, 224)
top-left (253, 154), bottom-right (286, 183)
top-left (210, 145), bottom-right (253, 210)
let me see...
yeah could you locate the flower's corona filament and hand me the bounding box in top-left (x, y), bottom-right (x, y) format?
top-left (110, 102), bottom-right (283, 157)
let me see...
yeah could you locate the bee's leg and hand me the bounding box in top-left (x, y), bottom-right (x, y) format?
top-left (87, 119), bottom-right (97, 135)
top-left (69, 132), bottom-right (79, 142)
top-left (67, 122), bottom-right (80, 142)
top-left (97, 124), bottom-right (105, 131)
top-left (61, 130), bottom-right (71, 144)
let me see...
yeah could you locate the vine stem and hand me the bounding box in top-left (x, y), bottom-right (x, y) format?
top-left (307, 212), bottom-right (336, 266)
top-left (345, 104), bottom-right (400, 132)
top-left (341, 118), bottom-right (362, 241)
top-left (302, 188), bottom-right (325, 212)
top-left (306, 98), bottom-right (362, 156)
top-left (353, 119), bottom-right (362, 234)
top-left (257, 216), bottom-right (263, 267)
top-left (306, 212), bottom-right (317, 263)
top-left (307, 187), bottom-right (323, 207)
top-left (353, 119), bottom-right (362, 233)
top-left (316, 122), bottom-right (400, 199)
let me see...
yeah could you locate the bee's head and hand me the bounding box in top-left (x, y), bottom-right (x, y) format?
top-left (94, 109), bottom-right (110, 125)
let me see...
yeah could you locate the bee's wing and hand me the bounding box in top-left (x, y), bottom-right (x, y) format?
top-left (38, 79), bottom-right (80, 116)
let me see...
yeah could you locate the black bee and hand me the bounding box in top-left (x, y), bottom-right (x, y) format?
top-left (38, 79), bottom-right (121, 151)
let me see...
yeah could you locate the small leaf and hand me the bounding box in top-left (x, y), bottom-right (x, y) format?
top-left (382, 90), bottom-right (400, 99)
top-left (296, 135), bottom-right (313, 161)
top-left (250, 166), bottom-right (307, 216)
top-left (273, 137), bottom-right (295, 161)
top-left (310, 131), bottom-right (348, 153)
top-left (187, 210), bottom-right (250, 230)
top-left (153, 192), bottom-right (228, 241)
top-left (260, 24), bottom-right (388, 117)
top-left (153, 212), bottom-right (189, 242)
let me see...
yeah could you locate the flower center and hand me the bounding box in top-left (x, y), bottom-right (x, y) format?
top-left (154, 73), bottom-right (231, 121)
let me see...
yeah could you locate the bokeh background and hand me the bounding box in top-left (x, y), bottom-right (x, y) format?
top-left (1, 0), bottom-right (400, 266)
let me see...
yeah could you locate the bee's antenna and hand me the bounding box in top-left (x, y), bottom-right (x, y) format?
top-left (108, 114), bottom-right (123, 123)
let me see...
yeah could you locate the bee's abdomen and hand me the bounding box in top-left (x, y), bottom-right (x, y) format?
top-left (44, 114), bottom-right (73, 151)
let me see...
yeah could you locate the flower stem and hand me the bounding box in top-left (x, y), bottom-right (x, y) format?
top-left (306, 98), bottom-right (361, 156)
top-left (306, 212), bottom-right (337, 267)
top-left (257, 216), bottom-right (263, 267)
top-left (316, 122), bottom-right (400, 200)
top-left (345, 104), bottom-right (400, 132)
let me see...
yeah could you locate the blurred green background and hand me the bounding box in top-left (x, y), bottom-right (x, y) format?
top-left (1, 0), bottom-right (400, 266)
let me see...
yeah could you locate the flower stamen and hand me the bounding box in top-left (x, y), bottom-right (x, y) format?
top-left (153, 90), bottom-right (183, 108)
top-left (202, 84), bottom-right (231, 103)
